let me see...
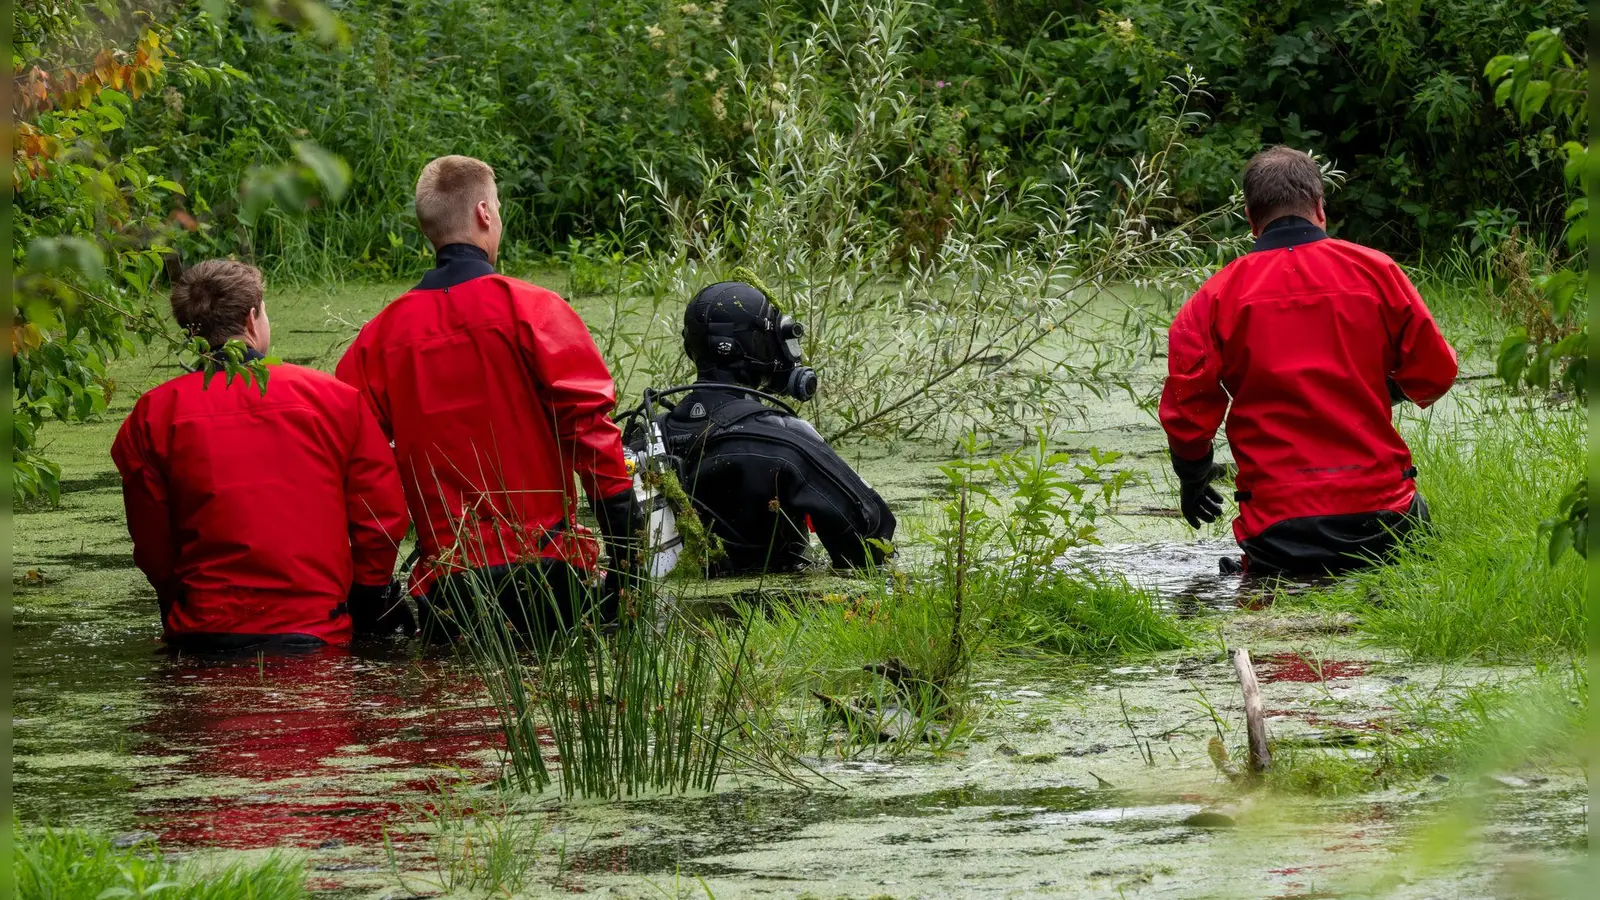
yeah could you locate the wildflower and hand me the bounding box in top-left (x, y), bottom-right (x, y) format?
top-left (934, 80), bottom-right (946, 89)
top-left (646, 24), bottom-right (665, 42)
top-left (703, 66), bottom-right (718, 82)
top-left (710, 85), bottom-right (727, 121)
top-left (679, 2), bottom-right (700, 13)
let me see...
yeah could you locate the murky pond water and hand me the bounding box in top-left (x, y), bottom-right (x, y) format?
top-left (12, 282), bottom-right (1584, 897)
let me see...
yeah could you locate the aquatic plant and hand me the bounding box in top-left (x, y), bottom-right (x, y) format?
top-left (1010, 575), bottom-right (1189, 656)
top-left (1248, 654), bottom-right (1586, 803)
top-left (382, 774), bottom-right (545, 895)
top-left (440, 558), bottom-right (774, 799)
top-left (12, 826), bottom-right (306, 900)
top-left (726, 431), bottom-right (1181, 757)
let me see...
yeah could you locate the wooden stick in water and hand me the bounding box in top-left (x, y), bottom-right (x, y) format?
top-left (1232, 648), bottom-right (1272, 774)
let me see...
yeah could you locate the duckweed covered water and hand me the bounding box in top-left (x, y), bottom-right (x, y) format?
top-left (12, 281), bottom-right (1584, 898)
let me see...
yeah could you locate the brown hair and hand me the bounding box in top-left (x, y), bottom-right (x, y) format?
top-left (170, 259), bottom-right (264, 347)
top-left (414, 155), bottom-right (497, 247)
top-left (1242, 146), bottom-right (1324, 224)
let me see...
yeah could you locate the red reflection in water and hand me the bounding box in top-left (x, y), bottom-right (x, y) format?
top-left (133, 648), bottom-right (502, 850)
top-left (1256, 653), bottom-right (1370, 683)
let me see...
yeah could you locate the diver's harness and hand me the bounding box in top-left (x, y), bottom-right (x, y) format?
top-left (614, 383), bottom-right (801, 577)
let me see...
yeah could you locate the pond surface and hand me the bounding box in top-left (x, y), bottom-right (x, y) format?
top-left (11, 281), bottom-right (1584, 897)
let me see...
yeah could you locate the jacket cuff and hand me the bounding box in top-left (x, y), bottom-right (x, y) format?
top-left (1169, 445), bottom-right (1215, 486)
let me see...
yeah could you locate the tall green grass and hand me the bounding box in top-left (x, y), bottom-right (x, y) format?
top-left (13, 828), bottom-right (305, 900)
top-left (1332, 401), bottom-right (1584, 658)
top-left (1012, 574), bottom-right (1189, 656)
top-left (440, 561), bottom-right (764, 799)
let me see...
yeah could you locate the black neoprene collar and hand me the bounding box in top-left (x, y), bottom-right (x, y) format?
top-left (416, 243), bottom-right (496, 290)
top-left (1250, 215), bottom-right (1329, 253)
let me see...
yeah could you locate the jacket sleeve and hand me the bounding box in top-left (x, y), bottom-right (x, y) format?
top-left (780, 422), bottom-right (896, 569)
top-left (1381, 262), bottom-right (1458, 408)
top-left (334, 334), bottom-right (393, 440)
top-left (344, 395), bottom-right (410, 587)
top-left (111, 405), bottom-right (179, 605)
top-left (518, 289), bottom-right (633, 502)
top-left (1159, 287), bottom-right (1229, 460)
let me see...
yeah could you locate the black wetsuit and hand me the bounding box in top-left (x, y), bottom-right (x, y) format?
top-left (651, 385), bottom-right (895, 574)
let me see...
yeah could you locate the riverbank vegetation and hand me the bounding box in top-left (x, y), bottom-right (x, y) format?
top-left (9, 0), bottom-right (1589, 892)
top-left (13, 0), bottom-right (1588, 496)
top-left (1331, 402), bottom-right (1585, 659)
top-left (12, 827), bottom-right (306, 900)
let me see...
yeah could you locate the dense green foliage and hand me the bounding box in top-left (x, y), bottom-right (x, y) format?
top-left (13, 0), bottom-right (1588, 500)
top-left (1482, 26), bottom-right (1588, 562)
top-left (11, 0), bottom-right (343, 500)
top-left (13, 827), bottom-right (306, 900)
top-left (128, 0), bottom-right (1585, 274)
top-left (1331, 404), bottom-right (1584, 658)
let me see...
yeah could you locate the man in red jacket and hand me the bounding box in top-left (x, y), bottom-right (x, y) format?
top-left (1160, 147), bottom-right (1459, 575)
top-left (336, 156), bottom-right (641, 638)
top-left (113, 261), bottom-right (412, 651)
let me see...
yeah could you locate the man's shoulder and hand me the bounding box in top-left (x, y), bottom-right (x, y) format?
top-left (1319, 237), bottom-right (1400, 268)
top-left (269, 362), bottom-right (356, 393)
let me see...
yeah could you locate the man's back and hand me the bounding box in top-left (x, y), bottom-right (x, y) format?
top-left (1161, 219), bottom-right (1457, 540)
top-left (112, 363), bottom-right (407, 644)
top-left (336, 260), bottom-right (631, 582)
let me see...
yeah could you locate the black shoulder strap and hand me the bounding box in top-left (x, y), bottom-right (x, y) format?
top-left (659, 390), bottom-right (772, 459)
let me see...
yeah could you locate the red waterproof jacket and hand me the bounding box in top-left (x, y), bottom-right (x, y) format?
top-left (335, 244), bottom-right (633, 592)
top-left (112, 357), bottom-right (410, 645)
top-left (1159, 217), bottom-right (1458, 541)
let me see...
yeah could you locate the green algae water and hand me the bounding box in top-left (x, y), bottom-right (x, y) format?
top-left (12, 280), bottom-right (1585, 898)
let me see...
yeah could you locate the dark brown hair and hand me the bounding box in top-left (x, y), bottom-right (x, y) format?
top-left (1242, 146), bottom-right (1324, 224)
top-left (170, 259), bottom-right (264, 347)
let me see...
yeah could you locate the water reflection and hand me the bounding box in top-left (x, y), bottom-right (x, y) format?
top-left (1065, 540), bottom-right (1335, 614)
top-left (131, 645), bottom-right (501, 849)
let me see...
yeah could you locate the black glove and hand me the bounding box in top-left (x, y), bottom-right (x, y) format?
top-left (592, 488), bottom-right (648, 598)
top-left (348, 581), bottom-right (416, 637)
top-left (1172, 448), bottom-right (1225, 528)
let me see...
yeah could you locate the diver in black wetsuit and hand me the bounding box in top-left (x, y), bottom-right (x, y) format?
top-left (642, 282), bottom-right (896, 575)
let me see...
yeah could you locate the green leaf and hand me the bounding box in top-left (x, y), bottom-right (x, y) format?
top-left (1495, 329), bottom-right (1530, 386)
top-left (1546, 521), bottom-right (1573, 565)
top-left (1483, 54), bottom-right (1515, 82)
top-left (1493, 78), bottom-right (1515, 109)
top-left (1516, 80), bottom-right (1552, 123)
top-left (293, 141), bottom-right (351, 203)
top-left (26, 236), bottom-right (107, 283)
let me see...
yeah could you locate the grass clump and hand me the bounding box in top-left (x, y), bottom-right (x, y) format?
top-left (441, 559), bottom-right (779, 799)
top-left (729, 433), bottom-right (1189, 756)
top-left (1012, 574), bottom-right (1189, 656)
top-left (13, 827), bottom-right (305, 900)
top-left (1331, 401), bottom-right (1583, 658)
top-left (383, 775), bottom-right (544, 895)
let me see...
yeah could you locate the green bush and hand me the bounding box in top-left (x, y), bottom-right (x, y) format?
top-left (116, 0), bottom-right (1584, 275)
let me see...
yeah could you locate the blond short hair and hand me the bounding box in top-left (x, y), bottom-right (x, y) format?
top-left (414, 155), bottom-right (497, 247)
top-left (171, 259), bottom-right (264, 347)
